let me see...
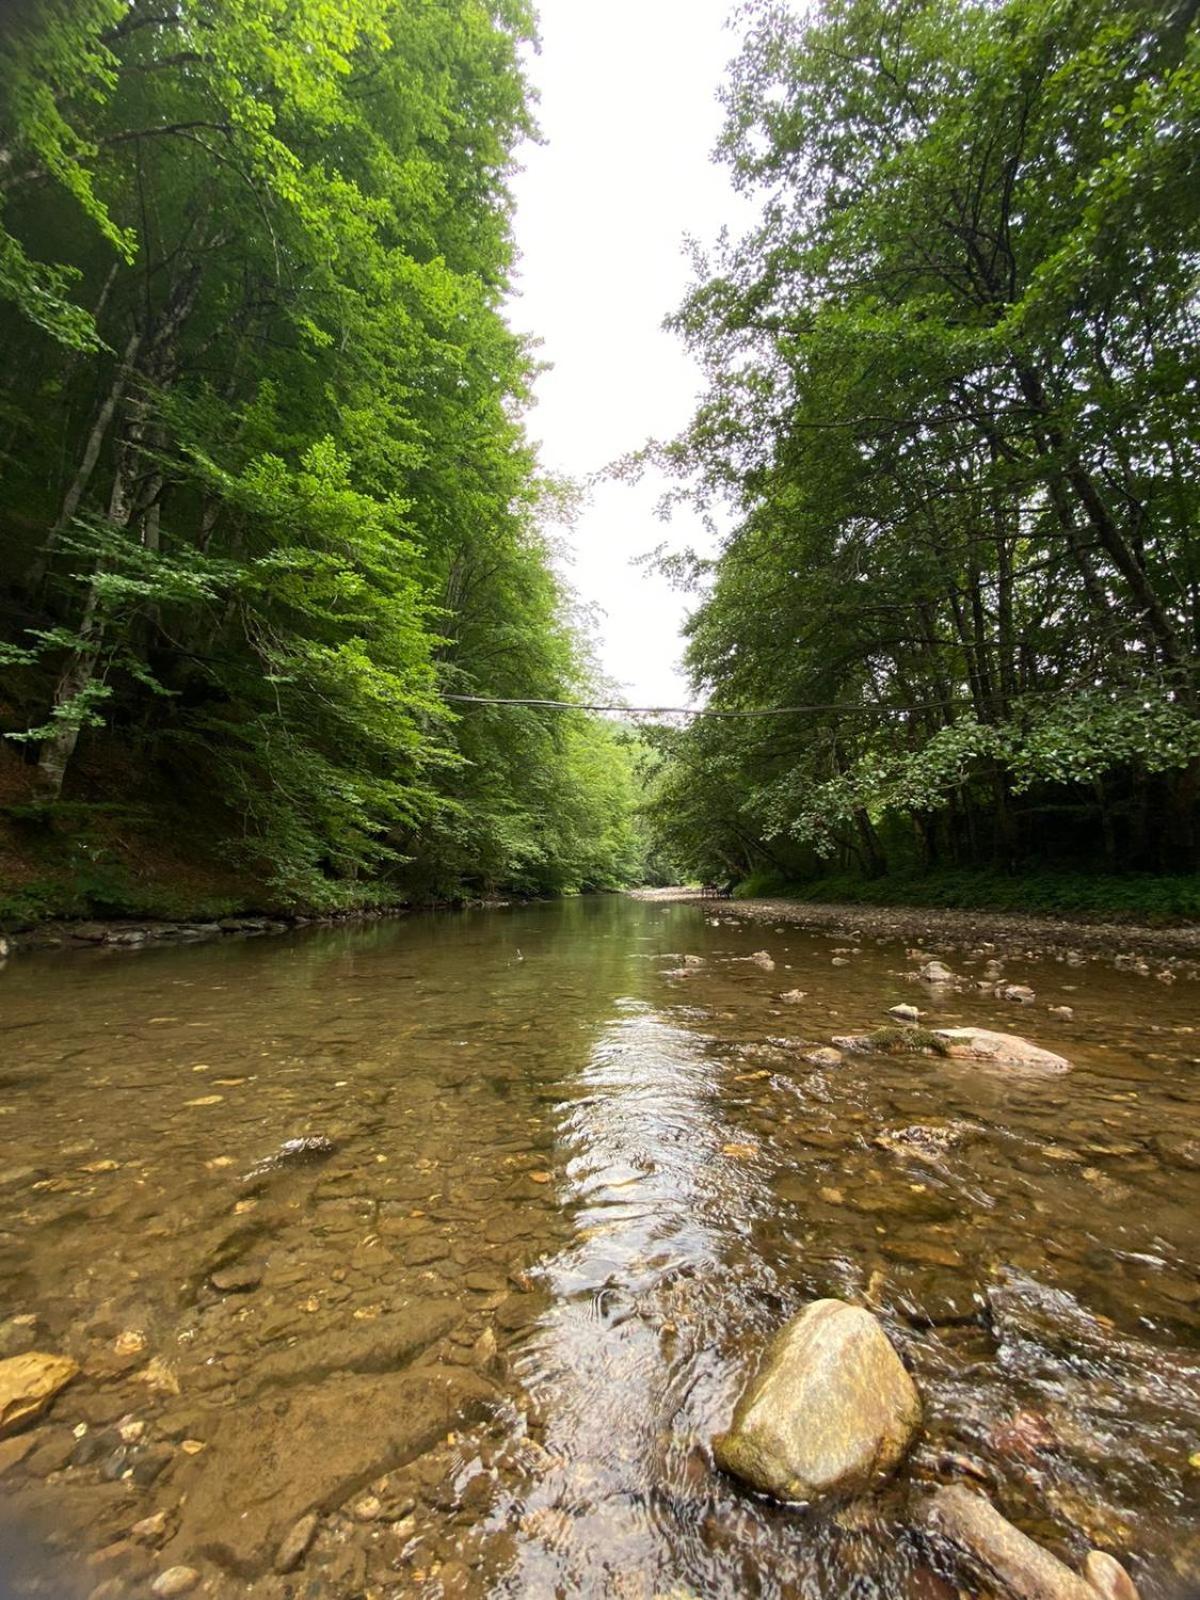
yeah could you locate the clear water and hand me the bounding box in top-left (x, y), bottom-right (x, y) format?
top-left (0, 896), bottom-right (1197, 1598)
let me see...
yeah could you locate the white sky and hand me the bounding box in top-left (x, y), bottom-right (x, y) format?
top-left (508, 0), bottom-right (750, 707)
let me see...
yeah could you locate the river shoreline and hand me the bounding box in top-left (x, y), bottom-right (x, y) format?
top-left (629, 885), bottom-right (1200, 964)
top-left (6, 886), bottom-right (1200, 966)
top-left (0, 897), bottom-right (512, 957)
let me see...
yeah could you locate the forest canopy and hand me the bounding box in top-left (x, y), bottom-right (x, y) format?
top-left (642, 0), bottom-right (1200, 891)
top-left (0, 0), bottom-right (642, 914)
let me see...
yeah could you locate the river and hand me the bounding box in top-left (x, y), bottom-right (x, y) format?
top-left (0, 895), bottom-right (1197, 1598)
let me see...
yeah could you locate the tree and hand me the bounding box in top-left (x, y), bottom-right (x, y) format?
top-left (648, 0), bottom-right (1200, 883)
top-left (0, 0), bottom-right (642, 911)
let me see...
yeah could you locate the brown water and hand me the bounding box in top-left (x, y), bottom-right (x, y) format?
top-left (0, 896), bottom-right (1198, 1600)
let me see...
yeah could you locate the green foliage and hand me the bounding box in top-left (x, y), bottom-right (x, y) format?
top-left (646, 0), bottom-right (1200, 892)
top-left (752, 869), bottom-right (1200, 923)
top-left (0, 0), bottom-right (640, 911)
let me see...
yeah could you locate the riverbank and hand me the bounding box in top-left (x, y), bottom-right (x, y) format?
top-left (0, 897), bottom-right (515, 957)
top-left (630, 885), bottom-right (1200, 965)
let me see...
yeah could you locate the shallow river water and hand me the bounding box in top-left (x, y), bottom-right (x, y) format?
top-left (0, 896), bottom-right (1198, 1600)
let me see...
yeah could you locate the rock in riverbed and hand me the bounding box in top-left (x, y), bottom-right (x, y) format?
top-left (274, 1511), bottom-right (318, 1573)
top-left (169, 1364), bottom-right (493, 1574)
top-left (936, 1027), bottom-right (1069, 1073)
top-left (0, 1352), bottom-right (79, 1437)
top-left (151, 1568), bottom-right (200, 1598)
top-left (1083, 1551), bottom-right (1141, 1600)
top-left (713, 1299), bottom-right (920, 1502)
top-left (998, 983), bottom-right (1037, 1003)
top-left (835, 1026), bottom-right (1070, 1074)
top-left (918, 1485), bottom-right (1138, 1600)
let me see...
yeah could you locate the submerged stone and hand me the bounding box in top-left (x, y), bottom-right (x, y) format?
top-left (0, 1353), bottom-right (80, 1438)
top-left (168, 1364), bottom-right (494, 1574)
top-left (712, 1299), bottom-right (920, 1502)
top-left (934, 1027), bottom-right (1070, 1073)
top-left (1083, 1550), bottom-right (1141, 1600)
top-left (918, 1484), bottom-right (1096, 1600)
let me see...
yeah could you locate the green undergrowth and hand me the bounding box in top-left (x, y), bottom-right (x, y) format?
top-left (733, 868), bottom-right (1200, 924)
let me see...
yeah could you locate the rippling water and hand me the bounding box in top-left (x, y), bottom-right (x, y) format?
top-left (0, 896), bottom-right (1197, 1598)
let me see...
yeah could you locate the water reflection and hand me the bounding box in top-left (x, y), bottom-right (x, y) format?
top-left (0, 898), bottom-right (1196, 1597)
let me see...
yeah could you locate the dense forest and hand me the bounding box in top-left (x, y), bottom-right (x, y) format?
top-left (643, 0), bottom-right (1200, 902)
top-left (4, 0), bottom-right (1199, 924)
top-left (0, 0), bottom-right (643, 918)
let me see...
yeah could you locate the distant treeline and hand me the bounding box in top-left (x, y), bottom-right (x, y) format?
top-left (0, 0), bottom-right (642, 914)
top-left (643, 0), bottom-right (1200, 889)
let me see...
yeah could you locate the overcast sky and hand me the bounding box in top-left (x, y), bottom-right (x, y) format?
top-left (508, 0), bottom-right (750, 707)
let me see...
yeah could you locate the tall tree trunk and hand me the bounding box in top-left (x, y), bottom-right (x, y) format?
top-left (35, 434), bottom-right (139, 798)
top-left (26, 326), bottom-right (143, 591)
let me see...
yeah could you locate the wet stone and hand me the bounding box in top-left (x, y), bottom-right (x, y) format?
top-left (713, 1299), bottom-right (921, 1502)
top-left (273, 1512), bottom-right (320, 1574)
top-left (0, 1352), bottom-right (80, 1437)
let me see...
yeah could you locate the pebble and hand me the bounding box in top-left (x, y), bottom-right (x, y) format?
top-left (274, 1511), bottom-right (318, 1573)
top-left (1084, 1550), bottom-right (1141, 1600)
top-left (151, 1568), bottom-right (200, 1598)
top-left (209, 1264), bottom-right (263, 1294)
top-left (131, 1511), bottom-right (169, 1543)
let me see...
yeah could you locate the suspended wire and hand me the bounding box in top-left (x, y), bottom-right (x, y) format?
top-left (443, 692), bottom-right (987, 718)
top-left (442, 674), bottom-right (1177, 719)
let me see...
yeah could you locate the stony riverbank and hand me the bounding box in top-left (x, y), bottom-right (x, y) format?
top-left (629, 887), bottom-right (1200, 969)
top-left (0, 898), bottom-right (513, 959)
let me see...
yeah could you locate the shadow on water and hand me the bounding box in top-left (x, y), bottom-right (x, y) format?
top-left (0, 896), bottom-right (1197, 1597)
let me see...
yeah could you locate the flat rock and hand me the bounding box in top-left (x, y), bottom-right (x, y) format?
top-left (168, 1364), bottom-right (493, 1574)
top-left (873, 1122), bottom-right (974, 1161)
top-left (0, 1431), bottom-right (38, 1474)
top-left (918, 1485), bottom-right (1094, 1599)
top-left (1153, 1132), bottom-right (1200, 1170)
top-left (246, 1297), bottom-right (460, 1389)
top-left (713, 1299), bottom-right (920, 1502)
top-left (209, 1263), bottom-right (263, 1294)
top-left (934, 1028), bottom-right (1070, 1074)
top-left (0, 1353), bottom-right (80, 1438)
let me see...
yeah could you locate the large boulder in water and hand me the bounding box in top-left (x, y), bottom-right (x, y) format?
top-left (933, 1027), bottom-right (1070, 1074)
top-left (712, 1299), bottom-right (921, 1502)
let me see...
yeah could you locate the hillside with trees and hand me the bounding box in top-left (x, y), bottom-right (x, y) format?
top-left (643, 0), bottom-right (1200, 911)
top-left (0, 0), bottom-right (641, 917)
